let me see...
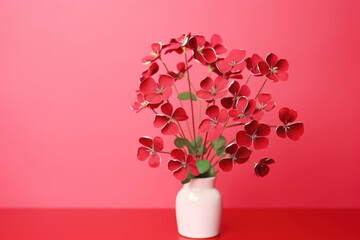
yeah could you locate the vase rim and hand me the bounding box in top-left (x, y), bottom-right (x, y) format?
top-left (185, 176), bottom-right (216, 189)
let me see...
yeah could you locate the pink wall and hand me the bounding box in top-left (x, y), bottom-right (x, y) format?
top-left (1, 0), bottom-right (359, 208)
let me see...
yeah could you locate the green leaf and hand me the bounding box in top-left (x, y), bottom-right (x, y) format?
top-left (195, 136), bottom-right (203, 146)
top-left (181, 170), bottom-right (195, 184)
top-left (196, 159), bottom-right (211, 174)
top-left (178, 92), bottom-right (197, 101)
top-left (174, 138), bottom-right (191, 148)
top-left (181, 179), bottom-right (190, 184)
top-left (216, 146), bottom-right (226, 156)
top-left (187, 145), bottom-right (196, 154)
top-left (211, 135), bottom-right (227, 156)
top-left (197, 165), bottom-right (216, 178)
top-left (188, 136), bottom-right (205, 155)
top-left (197, 145), bottom-right (207, 156)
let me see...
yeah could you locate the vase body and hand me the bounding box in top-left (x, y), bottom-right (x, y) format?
top-left (176, 177), bottom-right (222, 238)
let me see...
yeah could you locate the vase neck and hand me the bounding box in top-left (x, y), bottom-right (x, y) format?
top-left (185, 177), bottom-right (216, 189)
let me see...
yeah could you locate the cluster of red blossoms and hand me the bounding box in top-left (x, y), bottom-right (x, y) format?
top-left (132, 33), bottom-right (304, 183)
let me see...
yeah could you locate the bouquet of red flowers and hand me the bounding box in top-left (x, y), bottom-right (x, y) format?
top-left (132, 33), bottom-right (304, 183)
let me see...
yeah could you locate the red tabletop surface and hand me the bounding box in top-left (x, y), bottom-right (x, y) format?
top-left (0, 209), bottom-right (359, 240)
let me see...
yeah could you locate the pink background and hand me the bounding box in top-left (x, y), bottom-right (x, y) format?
top-left (1, 0), bottom-right (359, 208)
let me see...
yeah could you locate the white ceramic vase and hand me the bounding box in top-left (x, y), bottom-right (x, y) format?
top-left (176, 177), bottom-right (222, 238)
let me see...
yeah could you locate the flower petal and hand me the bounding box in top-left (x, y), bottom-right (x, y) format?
top-left (199, 119), bottom-right (212, 133)
top-left (219, 158), bottom-right (233, 172)
top-left (279, 107), bottom-right (290, 124)
top-left (202, 48), bottom-right (218, 63)
top-left (161, 122), bottom-right (179, 135)
top-left (225, 143), bottom-right (238, 155)
top-left (148, 153), bottom-right (161, 168)
top-left (189, 35), bottom-right (206, 48)
top-left (187, 155), bottom-right (199, 176)
top-left (153, 136), bottom-right (164, 151)
top-left (255, 163), bottom-right (270, 177)
top-left (236, 131), bottom-right (252, 147)
top-left (194, 51), bottom-right (207, 64)
top-left (168, 159), bottom-right (183, 171)
top-left (196, 90), bottom-right (214, 100)
top-left (279, 107), bottom-right (297, 124)
top-left (256, 123), bottom-right (271, 136)
top-left (142, 62), bottom-right (159, 78)
top-left (253, 136), bottom-right (269, 150)
top-left (137, 147), bottom-right (150, 161)
top-left (174, 167), bottom-right (188, 181)
top-left (221, 97), bottom-right (234, 109)
top-left (158, 74), bottom-right (174, 88)
top-left (246, 54), bottom-right (263, 75)
top-left (161, 87), bottom-right (173, 102)
top-left (266, 53), bottom-right (278, 67)
top-left (266, 72), bottom-right (279, 82)
top-left (211, 34), bottom-right (223, 46)
top-left (161, 102), bottom-right (173, 116)
top-left (276, 126), bottom-right (287, 138)
top-left (227, 49), bottom-right (247, 62)
top-left (206, 105), bottom-right (220, 120)
top-left (139, 136), bottom-right (153, 148)
top-left (258, 61), bottom-right (270, 75)
top-left (140, 77), bottom-right (157, 94)
top-left (258, 93), bottom-right (272, 105)
top-left (200, 77), bottom-right (214, 91)
top-left (154, 115), bottom-right (169, 128)
top-left (229, 109), bottom-right (241, 119)
top-left (213, 90), bottom-right (228, 100)
top-left (218, 109), bottom-right (228, 123)
top-left (231, 61), bottom-right (246, 73)
top-left (216, 60), bottom-right (232, 73)
top-left (151, 42), bottom-right (162, 53)
top-left (214, 45), bottom-right (227, 55)
top-left (235, 97), bottom-right (249, 111)
top-left (287, 122), bottom-right (304, 141)
top-left (208, 124), bottom-right (223, 141)
top-left (245, 99), bottom-right (257, 116)
top-left (276, 71), bottom-right (289, 81)
top-left (171, 149), bottom-right (186, 161)
top-left (177, 62), bottom-right (186, 72)
top-left (173, 107), bottom-right (188, 121)
top-left (186, 155), bottom-right (196, 167)
top-left (235, 146), bottom-right (252, 164)
top-left (252, 109), bottom-right (264, 120)
top-left (228, 81), bottom-right (240, 95)
top-left (239, 85), bottom-right (251, 97)
top-left (263, 101), bottom-right (276, 111)
top-left (214, 76), bottom-right (228, 91)
top-left (144, 93), bottom-right (162, 104)
top-left (276, 59), bottom-right (289, 71)
top-left (244, 120), bottom-right (259, 135)
top-left (259, 158), bottom-right (275, 165)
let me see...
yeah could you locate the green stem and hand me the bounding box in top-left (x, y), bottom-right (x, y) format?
top-left (183, 47), bottom-right (197, 154)
top-left (159, 151), bottom-right (171, 154)
top-left (246, 73), bottom-right (252, 85)
top-left (209, 154), bottom-right (217, 163)
top-left (176, 120), bottom-right (187, 140)
top-left (205, 143), bottom-right (213, 160)
top-left (255, 78), bottom-right (268, 99)
top-left (184, 76), bottom-right (200, 138)
top-left (213, 158), bottom-right (220, 166)
top-left (202, 132), bottom-right (208, 159)
top-left (174, 84), bottom-right (193, 141)
top-left (159, 57), bottom-right (170, 72)
top-left (150, 108), bottom-right (158, 114)
top-left (225, 123), bottom-right (245, 128)
top-left (160, 57), bottom-right (193, 141)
